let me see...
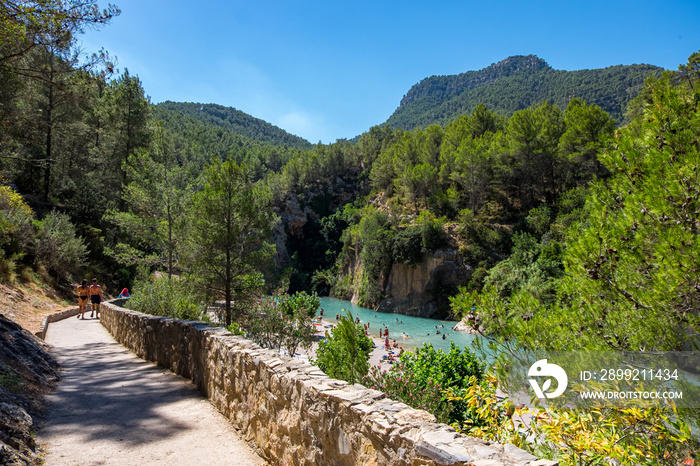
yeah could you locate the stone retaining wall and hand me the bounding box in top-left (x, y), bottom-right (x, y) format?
top-left (100, 301), bottom-right (556, 466)
top-left (36, 307), bottom-right (80, 339)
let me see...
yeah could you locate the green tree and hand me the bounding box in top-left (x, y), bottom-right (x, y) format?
top-left (315, 312), bottom-right (372, 384)
top-left (103, 69), bottom-right (151, 210)
top-left (104, 123), bottom-right (193, 277)
top-left (0, 1), bottom-right (118, 200)
top-left (0, 1), bottom-right (119, 68)
top-left (452, 68), bottom-right (700, 352)
top-left (507, 101), bottom-right (566, 207)
top-left (356, 207), bottom-right (394, 306)
top-left (559, 98), bottom-right (615, 184)
top-left (183, 160), bottom-right (277, 327)
top-left (35, 210), bottom-right (87, 281)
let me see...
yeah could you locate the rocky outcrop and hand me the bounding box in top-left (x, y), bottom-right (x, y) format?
top-left (0, 314), bottom-right (60, 465)
top-left (377, 249), bottom-right (473, 319)
top-left (273, 178), bottom-right (362, 270)
top-left (100, 301), bottom-right (556, 466)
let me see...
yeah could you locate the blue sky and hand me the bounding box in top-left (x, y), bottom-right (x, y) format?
top-left (80, 0), bottom-right (700, 143)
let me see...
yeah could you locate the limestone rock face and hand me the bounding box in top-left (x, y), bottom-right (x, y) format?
top-left (377, 249), bottom-right (473, 319)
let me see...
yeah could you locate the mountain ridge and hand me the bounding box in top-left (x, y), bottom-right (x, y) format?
top-left (387, 54), bottom-right (663, 130)
top-left (156, 101), bottom-right (312, 149)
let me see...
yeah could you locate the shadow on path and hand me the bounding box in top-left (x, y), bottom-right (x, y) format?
top-left (38, 317), bottom-right (264, 465)
top-left (45, 339), bottom-right (193, 446)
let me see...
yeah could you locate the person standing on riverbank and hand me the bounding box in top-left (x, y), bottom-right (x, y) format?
top-left (89, 278), bottom-right (103, 319)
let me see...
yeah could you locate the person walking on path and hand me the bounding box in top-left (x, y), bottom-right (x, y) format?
top-left (89, 278), bottom-right (103, 319)
top-left (75, 279), bottom-right (90, 319)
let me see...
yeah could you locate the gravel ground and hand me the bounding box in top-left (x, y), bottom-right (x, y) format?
top-left (37, 316), bottom-right (266, 466)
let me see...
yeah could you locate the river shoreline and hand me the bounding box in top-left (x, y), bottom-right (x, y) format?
top-left (298, 314), bottom-right (469, 370)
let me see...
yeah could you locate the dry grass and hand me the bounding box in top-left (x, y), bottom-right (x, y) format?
top-left (0, 281), bottom-right (73, 334)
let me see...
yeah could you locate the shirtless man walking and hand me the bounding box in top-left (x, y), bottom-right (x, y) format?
top-left (89, 278), bottom-right (103, 319)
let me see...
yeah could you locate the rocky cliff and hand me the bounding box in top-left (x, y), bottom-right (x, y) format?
top-left (376, 249), bottom-right (473, 319)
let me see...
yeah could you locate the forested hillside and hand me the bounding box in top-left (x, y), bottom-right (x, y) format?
top-left (1, 0), bottom-right (698, 352)
top-left (386, 55), bottom-right (662, 130)
top-left (153, 104), bottom-right (309, 181)
top-left (155, 101), bottom-right (312, 150)
top-left (3, 2), bottom-right (700, 462)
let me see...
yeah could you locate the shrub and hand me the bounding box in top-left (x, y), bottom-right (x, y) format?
top-left (0, 186), bottom-right (35, 281)
top-left (0, 186), bottom-right (34, 254)
top-left (391, 226), bottom-right (423, 264)
top-left (35, 211), bottom-right (87, 281)
top-left (243, 292), bottom-right (319, 357)
top-left (315, 312), bottom-right (373, 384)
top-left (127, 275), bottom-right (205, 321)
top-left (362, 342), bottom-right (485, 424)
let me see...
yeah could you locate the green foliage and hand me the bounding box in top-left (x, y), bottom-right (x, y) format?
top-left (391, 226), bottom-right (423, 264)
top-left (444, 376), bottom-right (698, 465)
top-left (362, 342), bottom-right (485, 424)
top-left (354, 207), bottom-right (394, 307)
top-left (156, 101), bottom-right (311, 149)
top-left (104, 123), bottom-right (193, 277)
top-left (455, 208), bottom-right (509, 264)
top-left (387, 55), bottom-right (660, 131)
top-left (0, 186), bottom-right (35, 277)
top-left (363, 364), bottom-right (450, 421)
top-left (153, 103), bottom-right (308, 182)
top-left (243, 292), bottom-right (319, 356)
top-left (391, 214), bottom-right (447, 265)
top-left (126, 275), bottom-right (205, 321)
top-left (35, 211), bottom-right (87, 281)
top-left (452, 57), bottom-right (700, 353)
top-left (315, 312), bottom-right (373, 384)
top-left (555, 72), bottom-right (700, 351)
top-left (183, 160), bottom-right (278, 326)
top-left (277, 290), bottom-right (320, 319)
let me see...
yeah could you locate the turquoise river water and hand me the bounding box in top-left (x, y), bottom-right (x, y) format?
top-left (316, 297), bottom-right (480, 354)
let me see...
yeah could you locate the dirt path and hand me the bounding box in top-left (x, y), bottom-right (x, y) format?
top-left (37, 316), bottom-right (266, 466)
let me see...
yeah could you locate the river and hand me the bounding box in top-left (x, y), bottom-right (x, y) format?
top-left (316, 297), bottom-right (480, 354)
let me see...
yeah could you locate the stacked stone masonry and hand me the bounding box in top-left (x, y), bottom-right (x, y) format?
top-left (100, 301), bottom-right (557, 466)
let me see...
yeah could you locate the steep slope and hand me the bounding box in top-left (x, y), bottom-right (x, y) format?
top-left (386, 55), bottom-right (662, 129)
top-left (156, 101), bottom-right (312, 149)
top-left (153, 104), bottom-right (312, 180)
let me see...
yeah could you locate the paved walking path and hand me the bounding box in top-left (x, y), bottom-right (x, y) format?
top-left (38, 316), bottom-right (266, 466)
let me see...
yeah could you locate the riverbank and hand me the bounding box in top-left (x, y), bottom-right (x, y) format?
top-left (316, 297), bottom-right (476, 354)
top-left (296, 316), bottom-right (403, 369)
top-left (297, 313), bottom-right (467, 371)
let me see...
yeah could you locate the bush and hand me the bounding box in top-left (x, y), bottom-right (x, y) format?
top-left (35, 211), bottom-right (87, 281)
top-left (243, 292), bottom-right (319, 357)
top-left (0, 186), bottom-right (35, 281)
top-left (362, 342), bottom-right (485, 424)
top-left (315, 312), bottom-right (373, 384)
top-left (391, 226), bottom-right (423, 264)
top-left (127, 276), bottom-right (205, 321)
